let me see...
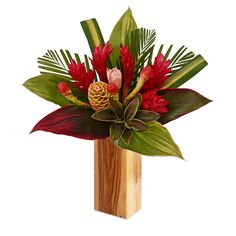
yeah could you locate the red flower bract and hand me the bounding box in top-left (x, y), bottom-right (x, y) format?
top-left (120, 45), bottom-right (135, 100)
top-left (68, 59), bottom-right (94, 92)
top-left (141, 88), bottom-right (169, 113)
top-left (91, 42), bottom-right (113, 83)
top-left (141, 54), bottom-right (171, 92)
top-left (107, 83), bottom-right (118, 95)
top-left (58, 82), bottom-right (71, 96)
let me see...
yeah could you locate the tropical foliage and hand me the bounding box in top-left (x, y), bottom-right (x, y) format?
top-left (23, 8), bottom-right (211, 158)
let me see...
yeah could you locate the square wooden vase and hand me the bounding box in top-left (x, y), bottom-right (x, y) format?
top-left (94, 137), bottom-right (142, 219)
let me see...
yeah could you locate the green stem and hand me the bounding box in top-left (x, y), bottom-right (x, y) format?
top-left (124, 77), bottom-right (144, 104)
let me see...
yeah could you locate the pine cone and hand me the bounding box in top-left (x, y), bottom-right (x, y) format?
top-left (88, 81), bottom-right (110, 111)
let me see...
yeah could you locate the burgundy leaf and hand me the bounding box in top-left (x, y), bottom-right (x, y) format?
top-left (31, 106), bottom-right (110, 140)
top-left (158, 88), bottom-right (212, 124)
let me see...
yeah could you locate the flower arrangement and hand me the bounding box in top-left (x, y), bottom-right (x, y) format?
top-left (23, 8), bottom-right (211, 159)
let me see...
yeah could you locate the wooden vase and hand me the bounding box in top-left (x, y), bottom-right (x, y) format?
top-left (94, 137), bottom-right (142, 219)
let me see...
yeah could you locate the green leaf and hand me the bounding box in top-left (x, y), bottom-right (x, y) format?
top-left (162, 55), bottom-right (208, 88)
top-left (91, 109), bottom-right (117, 122)
top-left (124, 96), bottom-right (140, 121)
top-left (109, 8), bottom-right (137, 66)
top-left (38, 50), bottom-right (80, 78)
top-left (116, 121), bottom-right (183, 158)
top-left (110, 123), bottom-right (126, 141)
top-left (121, 128), bottom-right (132, 144)
top-left (80, 18), bottom-right (105, 54)
top-left (126, 119), bottom-right (148, 131)
top-left (23, 74), bottom-right (88, 106)
top-left (109, 97), bottom-right (124, 119)
top-left (135, 110), bottom-right (160, 123)
top-left (158, 88), bottom-right (212, 124)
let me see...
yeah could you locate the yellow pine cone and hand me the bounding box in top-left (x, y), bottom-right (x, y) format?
top-left (88, 81), bottom-right (110, 111)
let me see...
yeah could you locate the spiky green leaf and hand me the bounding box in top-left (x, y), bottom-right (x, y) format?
top-left (38, 50), bottom-right (81, 78)
top-left (125, 28), bottom-right (156, 79)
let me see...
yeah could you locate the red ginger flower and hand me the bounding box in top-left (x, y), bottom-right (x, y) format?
top-left (120, 45), bottom-right (135, 100)
top-left (68, 59), bottom-right (94, 92)
top-left (141, 54), bottom-right (171, 92)
top-left (107, 83), bottom-right (119, 95)
top-left (91, 42), bottom-right (113, 83)
top-left (58, 82), bottom-right (72, 97)
top-left (141, 88), bottom-right (169, 113)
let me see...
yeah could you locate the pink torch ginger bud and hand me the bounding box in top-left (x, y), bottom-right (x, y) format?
top-left (107, 67), bottom-right (122, 89)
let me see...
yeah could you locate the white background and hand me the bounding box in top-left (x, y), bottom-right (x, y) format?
top-left (0, 0), bottom-right (236, 235)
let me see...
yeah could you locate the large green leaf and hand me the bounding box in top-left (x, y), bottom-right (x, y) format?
top-left (81, 18), bottom-right (105, 54)
top-left (23, 74), bottom-right (88, 106)
top-left (116, 121), bottom-right (183, 158)
top-left (162, 55), bottom-right (208, 88)
top-left (38, 49), bottom-right (81, 79)
top-left (109, 8), bottom-right (137, 66)
top-left (158, 88), bottom-right (212, 124)
top-left (31, 106), bottom-right (110, 140)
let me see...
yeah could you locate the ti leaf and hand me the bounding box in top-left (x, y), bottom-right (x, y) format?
top-left (135, 110), bottom-right (160, 123)
top-left (109, 8), bottom-right (137, 66)
top-left (38, 49), bottom-right (81, 79)
top-left (121, 128), bottom-right (132, 144)
top-left (91, 109), bottom-right (117, 122)
top-left (31, 106), bottom-right (110, 140)
top-left (109, 97), bottom-right (124, 119)
top-left (124, 96), bottom-right (140, 121)
top-left (126, 119), bottom-right (147, 131)
top-left (23, 74), bottom-right (88, 106)
top-left (110, 123), bottom-right (126, 141)
top-left (158, 88), bottom-right (212, 124)
top-left (116, 121), bottom-right (183, 158)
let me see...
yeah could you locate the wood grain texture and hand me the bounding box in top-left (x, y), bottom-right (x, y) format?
top-left (94, 137), bottom-right (142, 219)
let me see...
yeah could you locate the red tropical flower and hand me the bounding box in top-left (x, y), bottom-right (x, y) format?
top-left (107, 83), bottom-right (119, 95)
top-left (141, 88), bottom-right (169, 113)
top-left (141, 54), bottom-right (171, 92)
top-left (91, 42), bottom-right (113, 83)
top-left (120, 45), bottom-right (135, 100)
top-left (58, 82), bottom-right (71, 97)
top-left (68, 59), bottom-right (94, 92)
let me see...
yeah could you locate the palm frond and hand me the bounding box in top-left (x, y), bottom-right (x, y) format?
top-left (38, 50), bottom-right (81, 79)
top-left (156, 45), bottom-right (195, 76)
top-left (125, 28), bottom-right (156, 78)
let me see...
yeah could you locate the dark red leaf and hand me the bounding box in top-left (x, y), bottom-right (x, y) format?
top-left (31, 106), bottom-right (110, 140)
top-left (158, 88), bottom-right (212, 124)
